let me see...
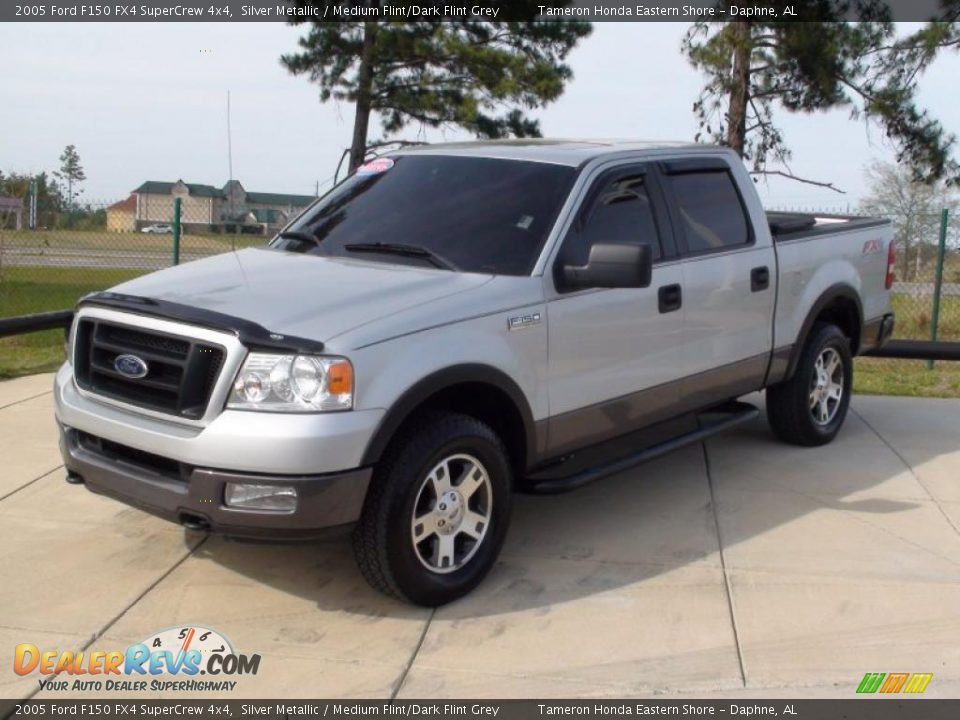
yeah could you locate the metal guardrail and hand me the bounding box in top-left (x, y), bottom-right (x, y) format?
top-left (864, 339), bottom-right (960, 362)
top-left (0, 310), bottom-right (73, 339)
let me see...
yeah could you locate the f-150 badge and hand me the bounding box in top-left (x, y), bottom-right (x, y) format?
top-left (508, 312), bottom-right (542, 331)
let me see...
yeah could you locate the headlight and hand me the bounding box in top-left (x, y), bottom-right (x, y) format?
top-left (227, 353), bottom-right (353, 412)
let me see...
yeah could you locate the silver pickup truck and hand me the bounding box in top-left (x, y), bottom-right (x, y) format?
top-left (54, 141), bottom-right (895, 605)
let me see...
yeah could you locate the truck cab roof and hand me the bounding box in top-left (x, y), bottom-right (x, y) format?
top-left (392, 138), bottom-right (717, 167)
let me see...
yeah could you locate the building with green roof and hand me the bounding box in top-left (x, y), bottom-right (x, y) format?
top-left (132, 179), bottom-right (315, 234)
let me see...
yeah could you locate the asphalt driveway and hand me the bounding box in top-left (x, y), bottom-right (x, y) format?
top-left (2, 373), bottom-right (959, 699)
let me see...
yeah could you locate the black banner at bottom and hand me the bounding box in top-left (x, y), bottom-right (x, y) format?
top-left (2, 700), bottom-right (959, 720)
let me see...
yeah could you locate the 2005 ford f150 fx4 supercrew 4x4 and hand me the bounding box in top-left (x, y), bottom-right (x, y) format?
top-left (55, 141), bottom-right (896, 605)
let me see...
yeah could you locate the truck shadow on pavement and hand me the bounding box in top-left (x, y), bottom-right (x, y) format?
top-left (194, 398), bottom-right (957, 618)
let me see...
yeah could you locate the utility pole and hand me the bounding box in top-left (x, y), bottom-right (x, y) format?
top-left (227, 90), bottom-right (234, 185)
top-left (227, 89), bottom-right (234, 232)
top-left (28, 178), bottom-right (37, 229)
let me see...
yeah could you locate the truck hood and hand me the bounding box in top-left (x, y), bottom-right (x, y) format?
top-left (107, 248), bottom-right (494, 343)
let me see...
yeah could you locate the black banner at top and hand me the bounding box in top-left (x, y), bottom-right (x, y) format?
top-left (2, 0), bottom-right (957, 23)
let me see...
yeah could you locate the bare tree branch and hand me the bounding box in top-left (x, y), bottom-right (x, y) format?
top-left (750, 170), bottom-right (846, 194)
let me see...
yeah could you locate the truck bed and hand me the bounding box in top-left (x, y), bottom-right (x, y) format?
top-left (769, 210), bottom-right (893, 353)
top-left (766, 211), bottom-right (888, 242)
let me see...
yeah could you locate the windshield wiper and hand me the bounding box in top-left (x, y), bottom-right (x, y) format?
top-left (273, 230), bottom-right (322, 248)
top-left (343, 242), bottom-right (460, 271)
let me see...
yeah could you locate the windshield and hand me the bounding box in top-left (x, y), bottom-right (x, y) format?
top-left (272, 155), bottom-right (575, 276)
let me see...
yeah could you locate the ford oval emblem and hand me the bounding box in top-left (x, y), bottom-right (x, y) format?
top-left (114, 354), bottom-right (149, 379)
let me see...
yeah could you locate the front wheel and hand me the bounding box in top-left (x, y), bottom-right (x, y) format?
top-left (766, 322), bottom-right (853, 447)
top-left (352, 412), bottom-right (512, 606)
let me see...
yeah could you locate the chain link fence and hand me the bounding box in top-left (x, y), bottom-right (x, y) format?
top-left (2, 197), bottom-right (959, 396)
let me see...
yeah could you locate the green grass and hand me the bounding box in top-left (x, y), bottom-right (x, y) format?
top-left (0, 266), bottom-right (141, 379)
top-left (0, 228), bottom-right (266, 254)
top-left (855, 357), bottom-right (960, 398)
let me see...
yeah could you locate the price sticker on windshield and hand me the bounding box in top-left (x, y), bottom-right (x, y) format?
top-left (356, 158), bottom-right (395, 176)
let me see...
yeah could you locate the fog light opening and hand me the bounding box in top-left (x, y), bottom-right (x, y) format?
top-left (224, 483), bottom-right (297, 512)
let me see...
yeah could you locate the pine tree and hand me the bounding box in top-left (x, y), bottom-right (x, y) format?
top-left (683, 2), bottom-right (960, 188)
top-left (282, 4), bottom-right (591, 171)
top-left (55, 144), bottom-right (86, 211)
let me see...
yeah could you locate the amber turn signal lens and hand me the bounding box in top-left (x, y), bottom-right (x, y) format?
top-left (327, 360), bottom-right (353, 395)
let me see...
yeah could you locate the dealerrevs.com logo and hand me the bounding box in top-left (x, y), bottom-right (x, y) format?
top-left (14, 625), bottom-right (261, 693)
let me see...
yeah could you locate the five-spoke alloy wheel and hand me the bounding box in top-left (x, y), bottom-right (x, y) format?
top-left (411, 453), bottom-right (493, 573)
top-left (809, 347), bottom-right (845, 426)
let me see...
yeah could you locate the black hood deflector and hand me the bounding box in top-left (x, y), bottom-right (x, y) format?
top-left (79, 292), bottom-right (326, 355)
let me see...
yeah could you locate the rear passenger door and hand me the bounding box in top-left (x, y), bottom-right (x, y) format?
top-left (660, 159), bottom-right (777, 406)
top-left (545, 164), bottom-right (687, 456)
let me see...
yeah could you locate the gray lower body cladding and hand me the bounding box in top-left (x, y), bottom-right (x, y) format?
top-left (58, 425), bottom-right (372, 539)
top-left (860, 313), bottom-right (896, 354)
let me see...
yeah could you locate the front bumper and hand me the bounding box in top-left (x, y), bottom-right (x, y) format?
top-left (54, 363), bottom-right (384, 475)
top-left (59, 424), bottom-right (372, 539)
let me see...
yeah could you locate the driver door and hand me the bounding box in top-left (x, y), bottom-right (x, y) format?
top-left (545, 164), bottom-right (687, 456)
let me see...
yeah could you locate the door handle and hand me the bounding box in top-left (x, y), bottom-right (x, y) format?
top-left (751, 266), bottom-right (770, 292)
top-left (658, 284), bottom-right (682, 313)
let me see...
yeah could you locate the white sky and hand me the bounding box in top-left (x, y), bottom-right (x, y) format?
top-left (3, 21), bottom-right (959, 209)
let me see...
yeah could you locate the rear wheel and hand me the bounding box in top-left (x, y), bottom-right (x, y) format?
top-left (352, 412), bottom-right (512, 606)
top-left (767, 323), bottom-right (853, 447)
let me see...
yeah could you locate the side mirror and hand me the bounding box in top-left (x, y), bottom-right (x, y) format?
top-left (559, 242), bottom-right (653, 292)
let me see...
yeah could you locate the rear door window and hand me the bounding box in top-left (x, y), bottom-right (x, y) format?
top-left (666, 170), bottom-right (751, 254)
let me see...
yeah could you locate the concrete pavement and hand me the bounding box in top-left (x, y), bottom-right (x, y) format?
top-left (1, 374), bottom-right (958, 699)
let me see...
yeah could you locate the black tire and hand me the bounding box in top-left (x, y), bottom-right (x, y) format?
top-left (352, 411), bottom-right (513, 606)
top-left (766, 323), bottom-right (853, 447)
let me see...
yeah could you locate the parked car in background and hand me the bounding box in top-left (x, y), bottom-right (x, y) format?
top-left (141, 223), bottom-right (172, 234)
top-left (54, 141), bottom-right (895, 606)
